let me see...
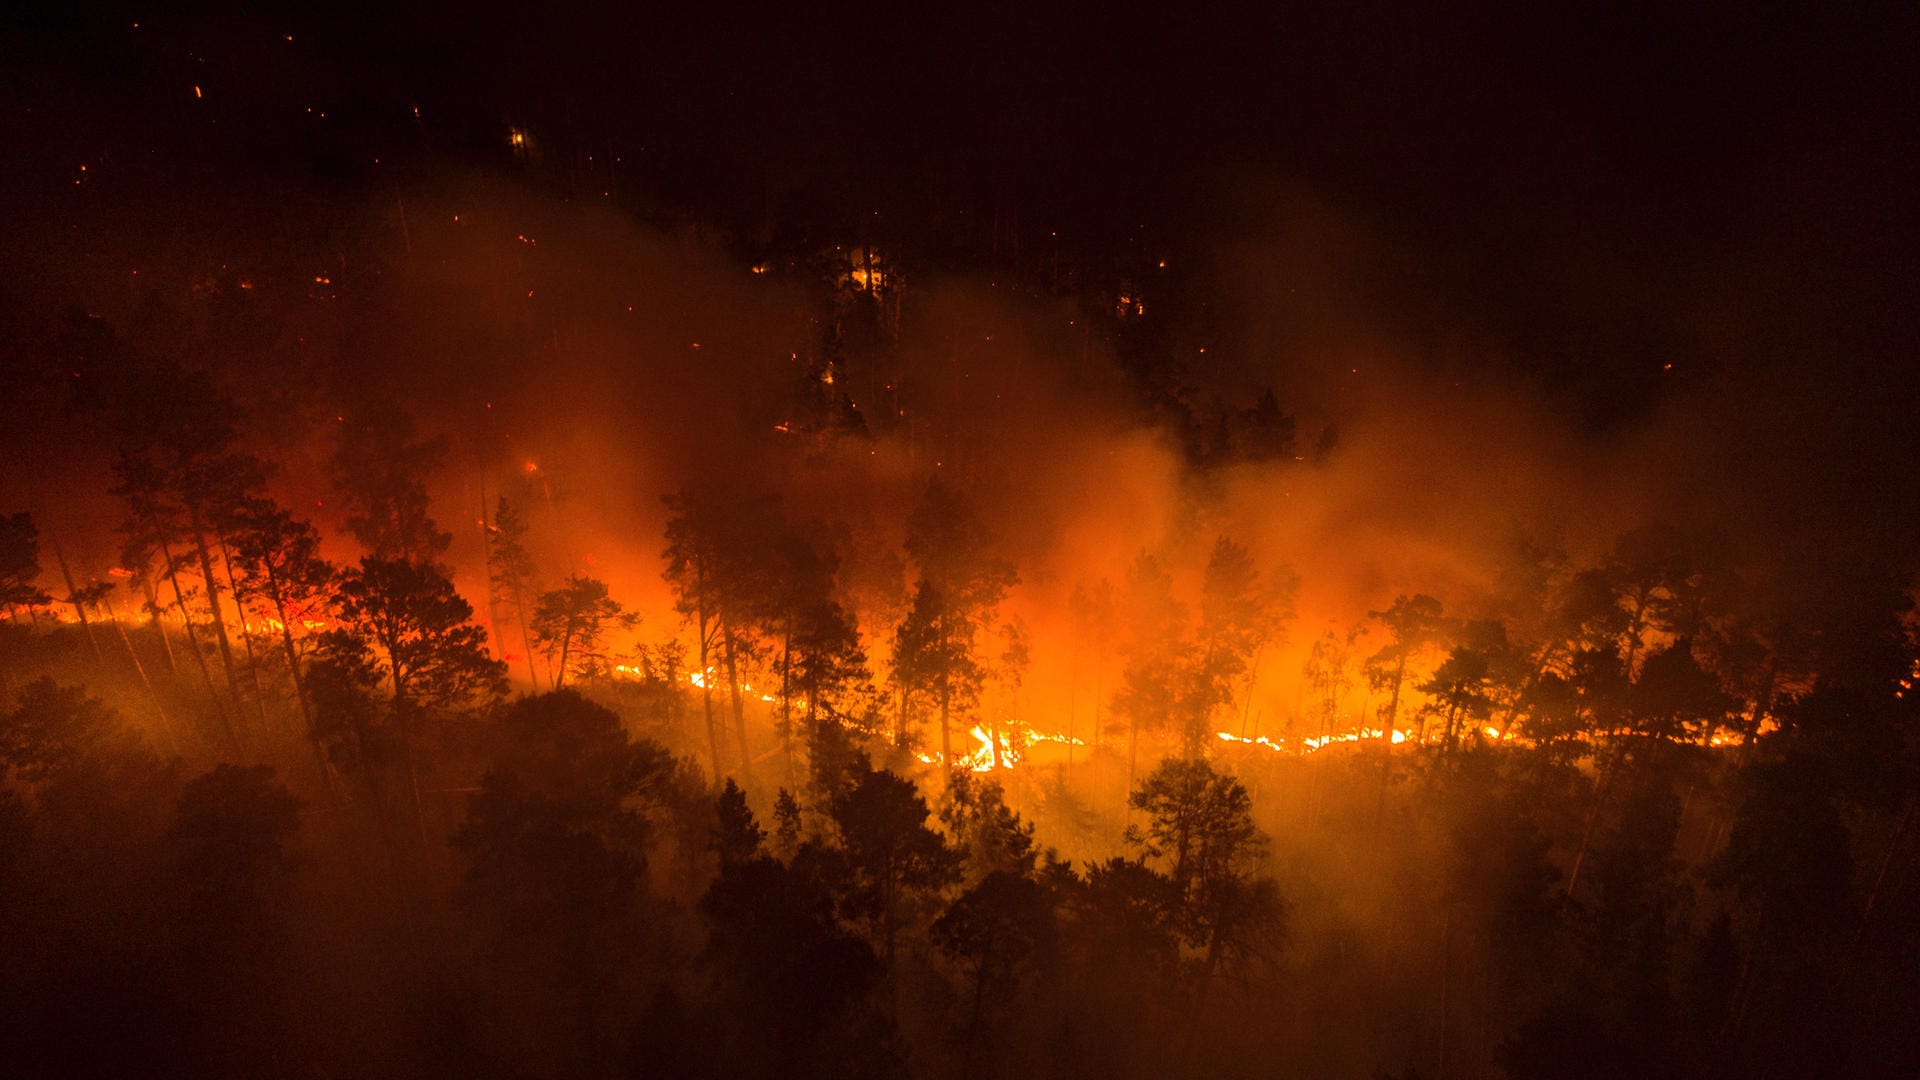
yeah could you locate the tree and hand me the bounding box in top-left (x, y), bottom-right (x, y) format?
top-left (324, 557), bottom-right (506, 713)
top-left (987, 616), bottom-right (1031, 769)
top-left (1067, 577), bottom-right (1117, 762)
top-left (453, 690), bottom-right (678, 1064)
top-left (829, 760), bottom-right (960, 968)
top-left (0, 678), bottom-right (179, 855)
top-left (0, 512), bottom-right (52, 620)
top-left (530, 574), bottom-right (629, 689)
top-left (1110, 553), bottom-right (1192, 789)
top-left (329, 402), bottom-right (452, 564)
top-left (165, 763), bottom-right (302, 921)
top-left (227, 498), bottom-right (336, 783)
top-left (939, 771), bottom-right (1038, 886)
top-left (1419, 640), bottom-right (1498, 753)
top-left (790, 594), bottom-right (869, 728)
top-left (1365, 594), bottom-right (1448, 746)
top-left (1302, 627), bottom-right (1358, 742)
top-left (110, 450), bottom-right (239, 750)
top-left (1127, 758), bottom-right (1285, 1010)
top-left (1583, 525), bottom-right (1709, 675)
top-left (699, 782), bottom-right (902, 1080)
top-left (1187, 536), bottom-right (1290, 754)
top-left (663, 487), bottom-right (783, 781)
top-left (309, 557), bottom-right (504, 848)
top-left (1628, 638), bottom-right (1737, 745)
top-left (932, 870), bottom-right (1054, 1076)
top-left (486, 495), bottom-right (542, 687)
top-left (1365, 593), bottom-right (1450, 819)
top-left (1565, 640), bottom-right (1736, 900)
top-left (766, 530), bottom-right (869, 785)
top-left (158, 763), bottom-right (305, 1071)
top-left (103, 363), bottom-right (271, 724)
top-left (891, 480), bottom-right (1017, 770)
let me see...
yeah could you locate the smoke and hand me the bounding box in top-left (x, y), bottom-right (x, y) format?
top-left (4, 154), bottom-right (1915, 737)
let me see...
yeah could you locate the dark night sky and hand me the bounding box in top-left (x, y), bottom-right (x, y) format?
top-left (3, 2), bottom-right (1916, 427)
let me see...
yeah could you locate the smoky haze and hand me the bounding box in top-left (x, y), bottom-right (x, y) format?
top-left (2, 6), bottom-right (1918, 1080)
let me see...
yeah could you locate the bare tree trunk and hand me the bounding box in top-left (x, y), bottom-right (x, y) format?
top-left (554, 624), bottom-right (573, 689)
top-left (512, 575), bottom-right (540, 689)
top-left (156, 529), bottom-right (239, 754)
top-left (1126, 707), bottom-right (1140, 820)
top-left (1567, 740), bottom-right (1627, 899)
top-left (722, 622), bottom-right (752, 780)
top-left (1862, 802), bottom-right (1917, 925)
top-left (189, 515), bottom-right (244, 713)
top-left (1067, 641), bottom-right (1078, 769)
top-left (218, 533), bottom-right (271, 731)
top-left (698, 610), bottom-right (723, 780)
top-left (101, 590), bottom-right (179, 753)
top-left (477, 484), bottom-right (506, 667)
top-left (780, 624), bottom-right (795, 789)
top-left (44, 524), bottom-right (102, 661)
top-left (960, 953), bottom-right (991, 1079)
top-left (263, 560), bottom-right (335, 802)
top-left (940, 683), bottom-right (953, 771)
top-left (141, 577), bottom-right (178, 675)
top-left (1377, 657), bottom-right (1406, 821)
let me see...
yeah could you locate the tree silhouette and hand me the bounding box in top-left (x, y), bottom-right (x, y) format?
top-left (227, 497), bottom-right (336, 783)
top-left (1127, 758), bottom-right (1284, 1010)
top-left (486, 495), bottom-right (542, 687)
top-left (329, 403), bottom-right (452, 565)
top-left (1110, 553), bottom-right (1193, 790)
top-left (891, 480), bottom-right (1016, 770)
top-left (110, 450), bottom-right (240, 750)
top-left (663, 487), bottom-right (782, 781)
top-left (1067, 577), bottom-right (1117, 762)
top-left (453, 690), bottom-right (678, 1065)
top-left (309, 557), bottom-right (504, 849)
top-left (932, 870), bottom-right (1055, 1076)
top-left (0, 512), bottom-right (52, 621)
top-left (1187, 536), bottom-right (1289, 754)
top-left (530, 574), bottom-right (629, 689)
top-left (829, 760), bottom-right (960, 969)
top-left (700, 779), bottom-right (903, 1079)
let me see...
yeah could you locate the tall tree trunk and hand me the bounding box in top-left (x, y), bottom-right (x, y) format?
top-left (697, 609), bottom-right (722, 780)
top-left (387, 662), bottom-right (433, 860)
top-left (477, 484), bottom-right (505, 666)
top-left (511, 571), bottom-right (540, 689)
top-left (1566, 740), bottom-right (1628, 899)
top-left (264, 560), bottom-right (335, 802)
top-left (218, 533), bottom-right (271, 731)
top-left (960, 952), bottom-right (992, 1079)
top-left (780, 624), bottom-right (795, 789)
top-left (189, 515), bottom-right (243, 711)
top-left (1126, 707), bottom-right (1140, 820)
top-left (722, 623), bottom-right (751, 779)
top-left (156, 528), bottom-right (239, 754)
top-left (101, 590), bottom-right (178, 752)
top-left (940, 683), bottom-right (953, 771)
top-left (44, 524), bottom-right (102, 661)
top-left (143, 578), bottom-right (178, 675)
top-left (1376, 657), bottom-right (1406, 821)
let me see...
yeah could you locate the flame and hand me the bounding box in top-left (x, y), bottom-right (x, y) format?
top-left (1215, 728), bottom-right (1408, 754)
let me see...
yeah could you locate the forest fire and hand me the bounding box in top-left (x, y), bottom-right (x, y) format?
top-left (1, 6), bottom-right (1915, 1080)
